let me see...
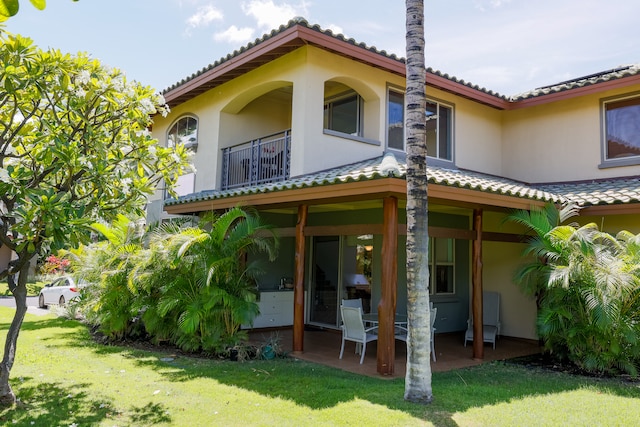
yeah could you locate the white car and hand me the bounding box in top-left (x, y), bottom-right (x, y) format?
top-left (38, 276), bottom-right (88, 308)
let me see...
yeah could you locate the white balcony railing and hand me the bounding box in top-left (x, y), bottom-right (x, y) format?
top-left (221, 130), bottom-right (291, 190)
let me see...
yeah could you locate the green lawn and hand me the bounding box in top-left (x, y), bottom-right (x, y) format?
top-left (0, 307), bottom-right (639, 426)
top-left (0, 280), bottom-right (47, 297)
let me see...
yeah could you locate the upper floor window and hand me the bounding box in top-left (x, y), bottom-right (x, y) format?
top-left (387, 89), bottom-right (404, 150)
top-left (168, 116), bottom-right (198, 151)
top-left (386, 89), bottom-right (454, 163)
top-left (603, 95), bottom-right (640, 163)
top-left (324, 89), bottom-right (363, 137)
top-left (426, 100), bottom-right (453, 161)
top-left (167, 116), bottom-right (198, 197)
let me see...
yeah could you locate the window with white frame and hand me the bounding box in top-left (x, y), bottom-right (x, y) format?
top-left (386, 89), bottom-right (453, 162)
top-left (168, 116), bottom-right (198, 151)
top-left (167, 116), bottom-right (198, 197)
top-left (387, 89), bottom-right (405, 150)
top-left (428, 237), bottom-right (455, 295)
top-left (324, 90), bottom-right (363, 137)
top-left (425, 100), bottom-right (453, 161)
top-left (603, 95), bottom-right (640, 162)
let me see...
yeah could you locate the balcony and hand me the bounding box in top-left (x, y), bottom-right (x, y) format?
top-left (221, 130), bottom-right (291, 190)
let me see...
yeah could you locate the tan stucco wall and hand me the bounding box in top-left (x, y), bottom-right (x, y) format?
top-left (502, 86), bottom-right (640, 183)
top-left (151, 46), bottom-right (414, 202)
top-left (480, 211), bottom-right (538, 340)
top-left (426, 87), bottom-right (504, 176)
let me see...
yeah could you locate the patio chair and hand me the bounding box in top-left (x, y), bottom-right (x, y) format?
top-left (339, 305), bottom-right (378, 364)
top-left (464, 291), bottom-right (501, 349)
top-left (341, 298), bottom-right (363, 310)
top-left (394, 306), bottom-right (437, 362)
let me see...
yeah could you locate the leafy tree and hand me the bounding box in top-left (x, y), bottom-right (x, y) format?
top-left (0, 0), bottom-right (78, 21)
top-left (404, 0), bottom-right (432, 403)
top-left (0, 32), bottom-right (190, 405)
top-left (508, 203), bottom-right (640, 375)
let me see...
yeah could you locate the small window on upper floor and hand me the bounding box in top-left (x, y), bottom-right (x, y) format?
top-left (324, 89), bottom-right (363, 137)
top-left (387, 89), bottom-right (454, 163)
top-left (426, 100), bottom-right (453, 162)
top-left (168, 116), bottom-right (198, 151)
top-left (167, 116), bottom-right (198, 197)
top-left (602, 95), bottom-right (640, 166)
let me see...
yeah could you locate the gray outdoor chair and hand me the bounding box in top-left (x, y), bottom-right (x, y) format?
top-left (464, 291), bottom-right (501, 349)
top-left (339, 305), bottom-right (378, 364)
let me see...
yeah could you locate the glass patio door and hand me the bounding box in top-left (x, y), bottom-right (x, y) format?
top-left (309, 236), bottom-right (340, 326)
top-left (308, 235), bottom-right (374, 328)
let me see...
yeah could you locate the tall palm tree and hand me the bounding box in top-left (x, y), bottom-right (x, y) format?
top-left (404, 0), bottom-right (432, 403)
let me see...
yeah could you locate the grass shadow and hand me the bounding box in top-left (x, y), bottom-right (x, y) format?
top-left (10, 312), bottom-right (640, 426)
top-left (0, 379), bottom-right (171, 427)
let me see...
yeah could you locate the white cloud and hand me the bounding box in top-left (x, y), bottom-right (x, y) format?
top-left (473, 0), bottom-right (511, 12)
top-left (242, 0), bottom-right (306, 30)
top-left (326, 24), bottom-right (343, 36)
top-left (214, 25), bottom-right (255, 44)
top-left (186, 4), bottom-right (223, 29)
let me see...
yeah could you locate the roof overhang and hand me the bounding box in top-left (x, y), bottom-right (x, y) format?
top-left (164, 177), bottom-right (549, 216)
top-left (161, 21), bottom-right (508, 110)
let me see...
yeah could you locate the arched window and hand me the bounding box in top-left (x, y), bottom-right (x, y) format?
top-left (168, 116), bottom-right (198, 151)
top-left (166, 116), bottom-right (198, 197)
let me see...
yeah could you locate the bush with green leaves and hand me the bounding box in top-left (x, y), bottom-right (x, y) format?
top-left (508, 203), bottom-right (640, 376)
top-left (70, 214), bottom-right (147, 340)
top-left (76, 208), bottom-right (278, 353)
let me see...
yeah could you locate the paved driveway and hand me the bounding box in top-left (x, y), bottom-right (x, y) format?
top-left (0, 296), bottom-right (50, 316)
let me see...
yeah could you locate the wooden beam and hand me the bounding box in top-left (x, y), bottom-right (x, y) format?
top-left (377, 196), bottom-right (398, 375)
top-left (292, 204), bottom-right (308, 352)
top-left (472, 209), bottom-right (484, 360)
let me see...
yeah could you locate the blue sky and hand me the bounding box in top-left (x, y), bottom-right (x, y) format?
top-left (3, 0), bottom-right (639, 96)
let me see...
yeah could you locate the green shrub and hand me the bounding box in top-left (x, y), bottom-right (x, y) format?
top-left (508, 204), bottom-right (640, 376)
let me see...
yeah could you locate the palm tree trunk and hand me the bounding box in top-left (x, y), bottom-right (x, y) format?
top-left (0, 264), bottom-right (29, 406)
top-left (404, 0), bottom-right (432, 404)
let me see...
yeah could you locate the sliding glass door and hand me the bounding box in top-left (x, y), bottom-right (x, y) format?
top-left (308, 235), bottom-right (373, 328)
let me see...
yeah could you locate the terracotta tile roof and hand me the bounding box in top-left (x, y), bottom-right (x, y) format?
top-left (162, 17), bottom-right (640, 106)
top-left (509, 65), bottom-right (640, 101)
top-left (539, 176), bottom-right (640, 206)
top-left (165, 154), bottom-right (562, 207)
top-left (165, 154), bottom-right (640, 209)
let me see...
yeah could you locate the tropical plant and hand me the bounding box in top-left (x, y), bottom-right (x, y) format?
top-left (127, 208), bottom-right (278, 353)
top-left (404, 0), bottom-right (433, 403)
top-left (0, 32), bottom-right (190, 405)
top-left (71, 214), bottom-right (147, 340)
top-left (508, 203), bottom-right (640, 375)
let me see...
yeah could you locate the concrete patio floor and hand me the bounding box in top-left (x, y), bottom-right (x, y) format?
top-left (249, 327), bottom-right (542, 378)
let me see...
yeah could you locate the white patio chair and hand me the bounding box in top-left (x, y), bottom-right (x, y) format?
top-left (339, 305), bottom-right (378, 364)
top-left (341, 298), bottom-right (363, 310)
top-left (394, 306), bottom-right (437, 362)
top-left (464, 291), bottom-right (501, 349)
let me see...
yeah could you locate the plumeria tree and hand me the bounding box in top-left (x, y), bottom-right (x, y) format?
top-left (0, 32), bottom-right (190, 405)
top-left (0, 0), bottom-right (78, 21)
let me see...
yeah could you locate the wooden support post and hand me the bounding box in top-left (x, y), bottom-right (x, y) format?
top-left (377, 196), bottom-right (398, 375)
top-left (293, 204), bottom-right (308, 352)
top-left (472, 208), bottom-right (484, 360)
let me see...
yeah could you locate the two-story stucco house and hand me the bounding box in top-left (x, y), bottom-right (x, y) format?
top-left (147, 18), bottom-right (640, 375)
